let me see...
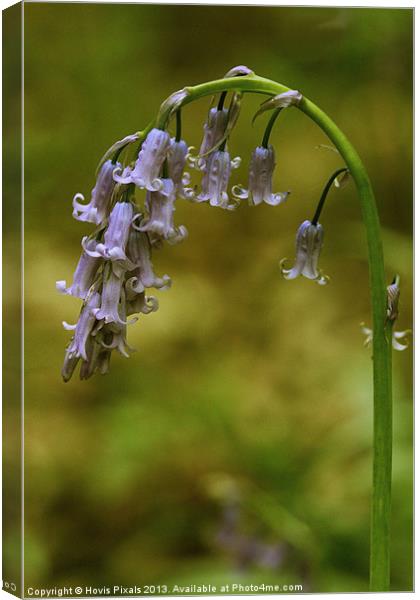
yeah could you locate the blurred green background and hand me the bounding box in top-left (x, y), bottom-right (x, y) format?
top-left (20, 3), bottom-right (412, 593)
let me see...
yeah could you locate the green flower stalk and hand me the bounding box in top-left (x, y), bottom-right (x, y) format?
top-left (58, 67), bottom-right (400, 591)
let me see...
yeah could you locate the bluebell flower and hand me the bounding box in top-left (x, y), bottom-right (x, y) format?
top-left (62, 291), bottom-right (101, 364)
top-left (232, 145), bottom-right (289, 206)
top-left (167, 138), bottom-right (193, 199)
top-left (82, 201), bottom-right (134, 271)
top-left (56, 241), bottom-right (102, 299)
top-left (196, 150), bottom-right (241, 210)
top-left (280, 220), bottom-right (328, 285)
top-left (92, 265), bottom-right (126, 325)
top-left (125, 227), bottom-right (171, 293)
top-left (136, 179), bottom-right (188, 245)
top-left (114, 128), bottom-right (171, 191)
top-left (72, 160), bottom-right (119, 225)
top-left (189, 108), bottom-right (229, 171)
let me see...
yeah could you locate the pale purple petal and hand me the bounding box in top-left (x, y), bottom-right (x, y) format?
top-left (137, 179), bottom-right (188, 243)
top-left (126, 227), bottom-right (172, 291)
top-left (168, 138), bottom-right (189, 198)
top-left (281, 220), bottom-right (327, 284)
top-left (72, 160), bottom-right (119, 225)
top-left (64, 291), bottom-right (101, 361)
top-left (56, 246), bottom-right (102, 299)
top-left (93, 268), bottom-right (125, 325)
top-left (197, 151), bottom-right (239, 210)
top-left (129, 128), bottom-right (171, 191)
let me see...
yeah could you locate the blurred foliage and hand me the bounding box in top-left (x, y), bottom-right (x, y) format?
top-left (18, 3), bottom-right (413, 593)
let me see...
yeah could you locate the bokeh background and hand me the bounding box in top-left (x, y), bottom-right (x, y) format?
top-left (19, 3), bottom-right (413, 594)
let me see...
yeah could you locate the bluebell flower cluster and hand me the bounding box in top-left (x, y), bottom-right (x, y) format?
top-left (58, 68), bottom-right (343, 380)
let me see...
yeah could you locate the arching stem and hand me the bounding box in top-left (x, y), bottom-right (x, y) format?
top-left (155, 74), bottom-right (392, 591)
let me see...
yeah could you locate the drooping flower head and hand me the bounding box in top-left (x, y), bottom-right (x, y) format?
top-left (280, 220), bottom-right (328, 285)
top-left (72, 159), bottom-right (119, 226)
top-left (232, 145), bottom-right (289, 206)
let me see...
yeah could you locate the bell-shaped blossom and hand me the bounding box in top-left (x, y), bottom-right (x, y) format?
top-left (167, 138), bottom-right (193, 199)
top-left (196, 150), bottom-right (241, 210)
top-left (200, 108), bottom-right (229, 157)
top-left (114, 128), bottom-right (171, 191)
top-left (136, 179), bottom-right (188, 244)
top-left (95, 300), bottom-right (135, 358)
top-left (72, 160), bottom-right (119, 225)
top-left (62, 291), bottom-right (101, 364)
top-left (100, 322), bottom-right (133, 358)
top-left (126, 227), bottom-right (171, 292)
top-left (232, 145), bottom-right (289, 206)
top-left (189, 108), bottom-right (229, 171)
top-left (56, 240), bottom-right (102, 299)
top-left (92, 267), bottom-right (126, 325)
top-left (280, 220), bottom-right (328, 285)
top-left (83, 201), bottom-right (134, 270)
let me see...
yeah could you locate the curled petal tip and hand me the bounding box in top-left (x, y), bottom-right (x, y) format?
top-left (392, 329), bottom-right (411, 351)
top-left (231, 184), bottom-right (249, 200)
top-left (316, 273), bottom-right (330, 286)
top-left (279, 258), bottom-right (294, 279)
top-left (56, 280), bottom-right (67, 294)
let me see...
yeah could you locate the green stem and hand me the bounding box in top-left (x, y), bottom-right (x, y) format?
top-left (175, 110), bottom-right (182, 143)
top-left (311, 167), bottom-right (349, 225)
top-left (155, 74), bottom-right (392, 590)
top-left (261, 107), bottom-right (283, 149)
